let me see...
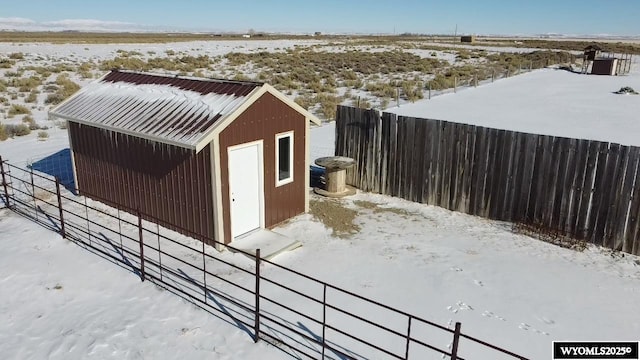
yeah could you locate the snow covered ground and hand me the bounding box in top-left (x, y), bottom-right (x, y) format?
top-left (1, 40), bottom-right (640, 359)
top-left (0, 210), bottom-right (287, 360)
top-left (389, 65), bottom-right (640, 146)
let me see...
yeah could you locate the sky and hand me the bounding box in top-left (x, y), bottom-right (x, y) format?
top-left (0, 0), bottom-right (639, 36)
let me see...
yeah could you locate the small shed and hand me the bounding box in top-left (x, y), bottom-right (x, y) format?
top-left (50, 70), bottom-right (320, 248)
top-left (460, 35), bottom-right (476, 43)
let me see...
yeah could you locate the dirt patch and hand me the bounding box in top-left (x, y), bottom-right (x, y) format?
top-left (512, 223), bottom-right (587, 252)
top-left (353, 200), bottom-right (414, 217)
top-left (309, 198), bottom-right (360, 238)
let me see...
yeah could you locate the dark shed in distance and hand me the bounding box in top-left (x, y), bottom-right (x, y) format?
top-left (50, 70), bottom-right (320, 248)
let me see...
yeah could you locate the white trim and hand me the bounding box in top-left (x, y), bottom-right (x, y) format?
top-left (304, 117), bottom-right (310, 212)
top-left (51, 112), bottom-right (199, 151)
top-left (275, 131), bottom-right (294, 187)
top-left (227, 140), bottom-right (265, 240)
top-left (195, 83), bottom-right (321, 152)
top-left (66, 124), bottom-right (80, 194)
top-left (209, 142), bottom-right (224, 251)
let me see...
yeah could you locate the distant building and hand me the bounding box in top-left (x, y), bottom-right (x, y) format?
top-left (582, 44), bottom-right (630, 76)
top-left (460, 35), bottom-right (476, 43)
top-left (242, 34), bottom-right (251, 38)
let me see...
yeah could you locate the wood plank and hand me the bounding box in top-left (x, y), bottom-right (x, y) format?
top-left (575, 141), bottom-right (600, 240)
top-left (549, 137), bottom-right (569, 231)
top-left (379, 112), bottom-right (391, 194)
top-left (602, 144), bottom-right (627, 248)
top-left (483, 128), bottom-right (500, 218)
top-left (587, 142), bottom-right (613, 245)
top-left (433, 120), bottom-right (444, 206)
top-left (402, 117), bottom-right (417, 201)
top-left (441, 121), bottom-right (454, 210)
top-left (506, 132), bottom-right (525, 222)
top-left (470, 126), bottom-right (489, 216)
top-left (422, 120), bottom-right (440, 205)
top-left (460, 124), bottom-right (476, 213)
top-left (517, 133), bottom-right (539, 223)
top-left (532, 135), bottom-right (553, 226)
top-left (622, 147), bottom-right (640, 253)
top-left (613, 147), bottom-right (638, 251)
top-left (566, 139), bottom-right (589, 237)
top-left (412, 118), bottom-right (427, 203)
top-left (388, 113), bottom-right (399, 196)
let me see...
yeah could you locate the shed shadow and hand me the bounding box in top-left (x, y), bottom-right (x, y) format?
top-left (30, 148), bottom-right (76, 194)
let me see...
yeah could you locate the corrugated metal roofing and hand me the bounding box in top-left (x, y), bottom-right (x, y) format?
top-left (50, 70), bottom-right (262, 150)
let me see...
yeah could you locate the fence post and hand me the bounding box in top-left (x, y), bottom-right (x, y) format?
top-left (202, 240), bottom-right (207, 304)
top-left (454, 76), bottom-right (457, 93)
top-left (322, 284), bottom-right (327, 358)
top-left (0, 156), bottom-right (10, 209)
top-left (428, 82), bottom-right (431, 99)
top-left (404, 316), bottom-right (413, 360)
top-left (84, 196), bottom-right (90, 246)
top-left (451, 322), bottom-right (462, 360)
top-left (474, 74), bottom-right (477, 87)
top-left (138, 211), bottom-right (145, 282)
top-left (55, 177), bottom-right (65, 239)
top-left (492, 69), bottom-right (495, 82)
top-left (158, 223), bottom-right (162, 282)
top-left (254, 248), bottom-right (261, 343)
top-left (30, 167), bottom-right (37, 219)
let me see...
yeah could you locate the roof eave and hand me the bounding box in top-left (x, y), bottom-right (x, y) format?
top-left (50, 111), bottom-right (198, 151)
top-left (192, 84), bottom-right (322, 153)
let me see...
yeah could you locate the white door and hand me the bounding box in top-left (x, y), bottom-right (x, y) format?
top-left (228, 142), bottom-right (263, 238)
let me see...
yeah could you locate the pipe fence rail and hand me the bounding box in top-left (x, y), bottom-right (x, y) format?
top-left (0, 157), bottom-right (528, 360)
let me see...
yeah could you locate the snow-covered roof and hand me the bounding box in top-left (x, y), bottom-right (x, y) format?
top-left (49, 70), bottom-right (262, 151)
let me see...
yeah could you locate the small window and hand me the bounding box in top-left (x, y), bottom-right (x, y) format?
top-left (276, 131), bottom-right (294, 186)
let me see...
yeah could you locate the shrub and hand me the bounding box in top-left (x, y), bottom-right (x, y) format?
top-left (0, 58), bottom-right (14, 68)
top-left (45, 93), bottom-right (66, 105)
top-left (9, 52), bottom-right (24, 59)
top-left (8, 104), bottom-right (31, 116)
top-left (22, 115), bottom-right (38, 130)
top-left (401, 80), bottom-right (424, 102)
top-left (38, 131), bottom-right (49, 140)
top-left (0, 123), bottom-right (7, 141)
top-left (294, 94), bottom-right (314, 109)
top-left (25, 91), bottom-right (38, 103)
top-left (4, 124), bottom-right (31, 137)
top-left (317, 93), bottom-right (342, 120)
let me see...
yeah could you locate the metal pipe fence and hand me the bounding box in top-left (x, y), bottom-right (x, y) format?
top-left (0, 158), bottom-right (528, 360)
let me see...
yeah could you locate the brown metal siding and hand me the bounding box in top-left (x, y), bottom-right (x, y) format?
top-left (69, 122), bottom-right (215, 244)
top-left (219, 92), bottom-right (306, 244)
top-left (591, 58), bottom-right (615, 75)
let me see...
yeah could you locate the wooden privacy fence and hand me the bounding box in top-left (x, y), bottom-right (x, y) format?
top-left (335, 106), bottom-right (640, 255)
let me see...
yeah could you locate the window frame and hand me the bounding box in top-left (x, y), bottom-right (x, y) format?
top-left (275, 131), bottom-right (294, 187)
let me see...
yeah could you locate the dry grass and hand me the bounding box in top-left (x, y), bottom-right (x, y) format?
top-left (353, 200), bottom-right (414, 217)
top-left (309, 198), bottom-right (360, 238)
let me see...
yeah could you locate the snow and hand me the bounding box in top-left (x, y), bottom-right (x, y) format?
top-left (2, 40), bottom-right (640, 360)
top-left (0, 210), bottom-right (286, 360)
top-left (389, 67), bottom-right (640, 146)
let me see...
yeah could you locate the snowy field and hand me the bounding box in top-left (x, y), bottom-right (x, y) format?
top-left (390, 64), bottom-right (640, 146)
top-left (1, 40), bottom-right (640, 359)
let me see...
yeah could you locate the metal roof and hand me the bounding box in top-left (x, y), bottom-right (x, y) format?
top-left (50, 70), bottom-right (262, 150)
